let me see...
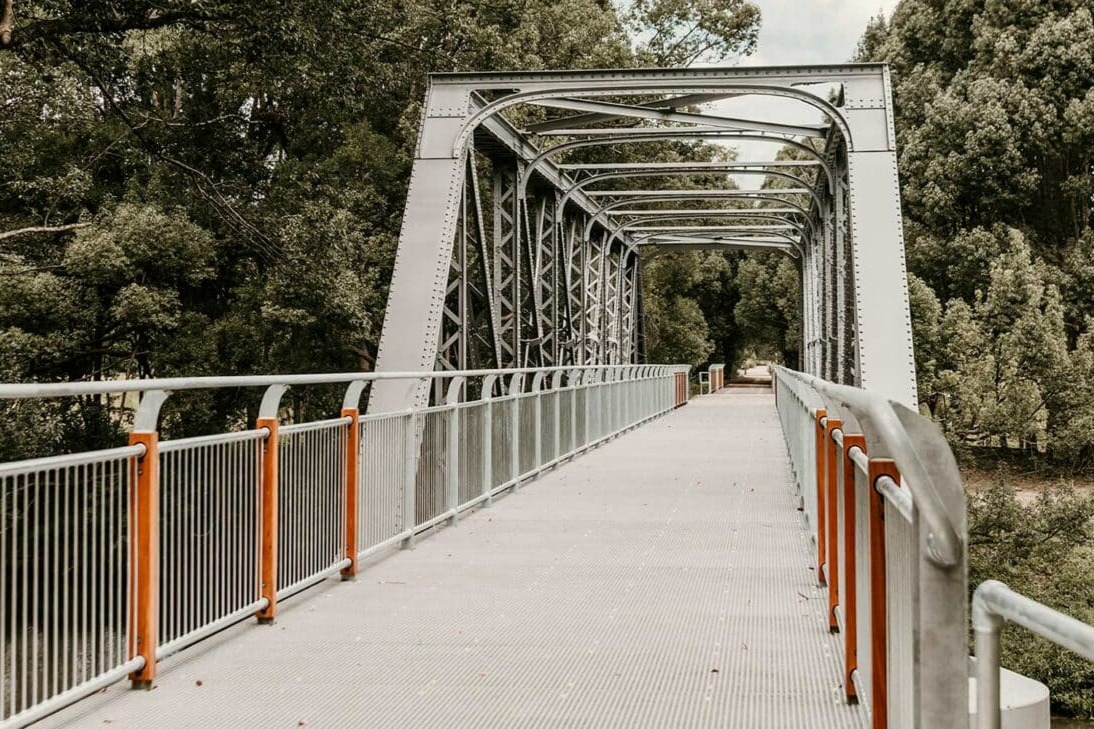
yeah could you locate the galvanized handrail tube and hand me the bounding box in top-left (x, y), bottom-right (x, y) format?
top-left (846, 443), bottom-right (869, 474)
top-left (773, 365), bottom-right (970, 729)
top-left (158, 429), bottom-right (267, 452)
top-left (774, 366), bottom-right (962, 568)
top-left (973, 580), bottom-right (1094, 729)
top-left (874, 474), bottom-right (914, 522)
top-left (155, 598), bottom-right (268, 661)
top-left (0, 364), bottom-right (688, 400)
top-left (839, 443), bottom-right (913, 521)
top-left (278, 415), bottom-right (354, 434)
top-left (0, 659), bottom-right (145, 729)
top-left (0, 364), bottom-right (685, 729)
top-left (0, 444), bottom-right (146, 477)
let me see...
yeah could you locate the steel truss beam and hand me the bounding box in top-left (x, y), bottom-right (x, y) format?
top-left (525, 97), bottom-right (828, 138)
top-left (372, 67), bottom-right (920, 486)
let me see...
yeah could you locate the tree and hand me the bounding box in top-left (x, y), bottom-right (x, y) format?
top-left (856, 0), bottom-right (1094, 461)
top-left (0, 0), bottom-right (644, 443)
top-left (627, 0), bottom-right (760, 66)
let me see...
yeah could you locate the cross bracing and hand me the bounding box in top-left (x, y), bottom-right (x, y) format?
top-left (370, 64), bottom-right (916, 422)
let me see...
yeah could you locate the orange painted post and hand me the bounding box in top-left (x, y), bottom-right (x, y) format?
top-left (841, 434), bottom-right (867, 704)
top-left (256, 417), bottom-right (279, 624)
top-left (674, 372), bottom-right (687, 407)
top-left (128, 431), bottom-right (159, 689)
top-left (814, 409), bottom-right (827, 585)
top-left (867, 457), bottom-right (898, 729)
top-left (341, 408), bottom-right (359, 580)
top-left (825, 418), bottom-right (842, 633)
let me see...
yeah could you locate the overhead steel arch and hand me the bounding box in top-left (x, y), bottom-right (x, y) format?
top-left (629, 231), bottom-right (798, 254)
top-left (604, 215), bottom-right (810, 256)
top-left (372, 65), bottom-right (917, 421)
top-left (585, 194), bottom-right (818, 241)
top-left (557, 167), bottom-right (825, 224)
top-left (517, 132), bottom-right (833, 199)
top-left (451, 83), bottom-right (854, 157)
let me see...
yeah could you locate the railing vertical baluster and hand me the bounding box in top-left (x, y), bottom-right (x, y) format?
top-left (341, 407), bottom-right (359, 579)
top-left (482, 382), bottom-right (493, 506)
top-left (533, 380), bottom-right (542, 469)
top-left (510, 375), bottom-right (521, 488)
top-left (584, 373), bottom-right (592, 447)
top-left (825, 418), bottom-right (842, 633)
top-left (445, 378), bottom-right (464, 525)
top-left (814, 409), bottom-right (828, 585)
top-left (570, 372), bottom-right (577, 453)
top-left (867, 457), bottom-right (898, 729)
top-left (402, 409), bottom-right (418, 549)
top-left (552, 372), bottom-right (562, 465)
top-left (841, 434), bottom-right (866, 704)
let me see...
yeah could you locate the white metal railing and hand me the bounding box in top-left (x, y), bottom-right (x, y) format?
top-left (699, 363), bottom-right (725, 395)
top-left (774, 366), bottom-right (1094, 729)
top-left (972, 581), bottom-right (1094, 729)
top-left (0, 364), bottom-right (690, 728)
top-left (774, 365), bottom-right (966, 729)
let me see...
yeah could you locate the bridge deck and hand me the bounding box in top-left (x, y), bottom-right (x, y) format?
top-left (45, 389), bottom-right (864, 729)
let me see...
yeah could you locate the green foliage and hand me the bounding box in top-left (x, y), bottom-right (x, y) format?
top-left (627, 0), bottom-right (761, 66)
top-left (858, 0), bottom-right (1094, 464)
top-left (733, 254), bottom-right (801, 366)
top-left (642, 252), bottom-right (717, 366)
top-left (968, 480), bottom-right (1094, 717)
top-left (0, 0), bottom-right (765, 447)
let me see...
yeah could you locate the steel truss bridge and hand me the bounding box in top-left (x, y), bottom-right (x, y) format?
top-left (2, 65), bottom-right (1093, 729)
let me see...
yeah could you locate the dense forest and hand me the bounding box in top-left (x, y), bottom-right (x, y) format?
top-left (2, 0), bottom-right (1094, 716)
top-left (0, 0), bottom-right (763, 453)
top-left (857, 1), bottom-right (1094, 715)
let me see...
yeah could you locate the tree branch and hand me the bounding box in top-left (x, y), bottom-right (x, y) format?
top-left (47, 39), bottom-right (281, 262)
top-left (0, 222), bottom-right (89, 241)
top-left (0, 0), bottom-right (13, 46)
top-left (2, 8), bottom-right (223, 49)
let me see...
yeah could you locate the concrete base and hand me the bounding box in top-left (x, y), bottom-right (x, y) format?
top-left (968, 665), bottom-right (1051, 729)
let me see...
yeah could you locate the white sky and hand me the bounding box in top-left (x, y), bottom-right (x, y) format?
top-left (703, 0), bottom-right (901, 167)
top-left (742, 0), bottom-right (900, 68)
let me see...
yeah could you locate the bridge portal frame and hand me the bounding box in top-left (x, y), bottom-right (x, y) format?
top-left (371, 64), bottom-right (916, 413)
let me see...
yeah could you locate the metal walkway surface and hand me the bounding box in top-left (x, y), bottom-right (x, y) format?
top-left (43, 390), bottom-right (864, 729)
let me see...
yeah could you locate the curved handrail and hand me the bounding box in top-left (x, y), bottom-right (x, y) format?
top-left (0, 363), bottom-right (691, 400)
top-left (774, 366), bottom-right (964, 568)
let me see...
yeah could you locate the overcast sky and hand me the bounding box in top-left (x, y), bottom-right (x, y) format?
top-left (741, 0), bottom-right (900, 67)
top-left (703, 0), bottom-right (901, 167)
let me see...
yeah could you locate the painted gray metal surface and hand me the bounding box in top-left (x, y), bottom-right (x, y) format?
top-left (371, 63), bottom-right (918, 412)
top-left (39, 392), bottom-right (865, 729)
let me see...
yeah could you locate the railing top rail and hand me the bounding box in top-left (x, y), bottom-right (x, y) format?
top-left (774, 365), bottom-right (964, 568)
top-left (974, 581), bottom-right (1094, 661)
top-left (0, 364), bottom-right (692, 401)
